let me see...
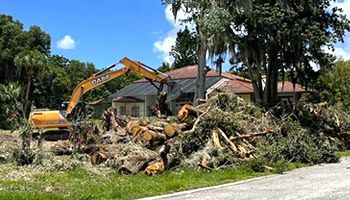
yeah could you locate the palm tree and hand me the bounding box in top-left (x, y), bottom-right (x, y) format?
top-left (14, 50), bottom-right (46, 115)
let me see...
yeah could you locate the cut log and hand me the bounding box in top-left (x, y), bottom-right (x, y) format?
top-left (164, 123), bottom-right (186, 138)
top-left (139, 126), bottom-right (149, 132)
top-left (140, 119), bottom-right (150, 126)
top-left (164, 124), bottom-right (176, 137)
top-left (142, 130), bottom-right (166, 142)
top-left (91, 150), bottom-right (108, 165)
top-left (147, 125), bottom-right (164, 132)
top-left (150, 121), bottom-right (170, 127)
top-left (144, 143), bottom-right (178, 175)
top-left (145, 160), bottom-right (165, 176)
top-left (177, 104), bottom-right (196, 122)
top-left (119, 156), bottom-right (149, 174)
top-left (130, 126), bottom-right (143, 137)
top-left (126, 120), bottom-right (140, 134)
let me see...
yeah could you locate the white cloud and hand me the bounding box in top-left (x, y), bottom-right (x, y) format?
top-left (328, 0), bottom-right (350, 60)
top-left (153, 5), bottom-right (194, 64)
top-left (324, 46), bottom-right (350, 61)
top-left (330, 0), bottom-right (350, 15)
top-left (153, 36), bottom-right (176, 63)
top-left (57, 35), bottom-right (76, 50)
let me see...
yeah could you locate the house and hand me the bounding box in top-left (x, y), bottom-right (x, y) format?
top-left (104, 65), bottom-right (308, 117)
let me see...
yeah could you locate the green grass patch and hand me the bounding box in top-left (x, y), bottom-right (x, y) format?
top-left (0, 167), bottom-right (268, 200)
top-left (335, 150), bottom-right (350, 157)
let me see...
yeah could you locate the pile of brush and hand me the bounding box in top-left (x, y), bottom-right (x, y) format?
top-left (51, 93), bottom-right (347, 175)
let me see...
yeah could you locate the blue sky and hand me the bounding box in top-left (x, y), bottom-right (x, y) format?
top-left (1, 1), bottom-right (350, 71)
top-left (0, 0), bottom-right (174, 69)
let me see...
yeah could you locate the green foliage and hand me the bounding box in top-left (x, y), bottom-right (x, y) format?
top-left (0, 14), bottom-right (50, 84)
top-left (0, 82), bottom-right (23, 129)
top-left (255, 119), bottom-right (339, 165)
top-left (315, 60), bottom-right (350, 109)
top-left (164, 0), bottom-right (350, 107)
top-left (157, 62), bottom-right (171, 72)
top-left (170, 27), bottom-right (198, 68)
top-left (176, 93), bottom-right (340, 171)
top-left (12, 123), bottom-right (35, 165)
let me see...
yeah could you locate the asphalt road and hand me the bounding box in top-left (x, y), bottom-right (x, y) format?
top-left (142, 158), bottom-right (350, 200)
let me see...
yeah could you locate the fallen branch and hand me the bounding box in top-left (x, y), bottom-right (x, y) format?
top-left (212, 129), bottom-right (222, 148)
top-left (183, 107), bottom-right (211, 135)
top-left (229, 131), bottom-right (275, 142)
top-left (216, 128), bottom-right (239, 155)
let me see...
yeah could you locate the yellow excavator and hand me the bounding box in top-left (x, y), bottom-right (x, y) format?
top-left (29, 57), bottom-right (181, 129)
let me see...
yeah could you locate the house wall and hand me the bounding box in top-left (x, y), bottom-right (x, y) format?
top-left (145, 95), bottom-right (157, 117)
top-left (113, 102), bottom-right (145, 117)
top-left (113, 101), bottom-right (145, 117)
top-left (112, 95), bottom-right (160, 117)
top-left (237, 94), bottom-right (252, 103)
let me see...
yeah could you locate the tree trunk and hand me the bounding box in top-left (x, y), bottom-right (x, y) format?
top-left (264, 43), bottom-right (279, 108)
top-left (24, 75), bottom-right (32, 117)
top-left (245, 59), bottom-right (263, 107)
top-left (194, 27), bottom-right (208, 104)
top-left (250, 72), bottom-right (264, 107)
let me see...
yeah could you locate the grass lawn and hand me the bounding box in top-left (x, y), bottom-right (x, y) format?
top-left (0, 161), bottom-right (311, 200)
top-left (0, 166), bottom-right (269, 200)
top-left (335, 150), bottom-right (350, 157)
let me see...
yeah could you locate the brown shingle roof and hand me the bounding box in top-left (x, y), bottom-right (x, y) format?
top-left (278, 81), bottom-right (307, 93)
top-left (215, 79), bottom-right (254, 94)
top-left (166, 65), bottom-right (251, 82)
top-left (215, 79), bottom-right (308, 94)
top-left (135, 65), bottom-right (307, 94)
top-left (136, 65), bottom-right (251, 83)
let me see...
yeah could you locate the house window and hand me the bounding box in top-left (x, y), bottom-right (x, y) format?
top-left (120, 106), bottom-right (126, 115)
top-left (131, 105), bottom-right (140, 117)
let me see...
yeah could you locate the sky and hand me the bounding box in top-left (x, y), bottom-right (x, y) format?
top-left (1, 0), bottom-right (350, 71)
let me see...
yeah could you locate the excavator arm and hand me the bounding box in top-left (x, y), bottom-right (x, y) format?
top-left (29, 57), bottom-right (180, 129)
top-left (65, 57), bottom-right (170, 114)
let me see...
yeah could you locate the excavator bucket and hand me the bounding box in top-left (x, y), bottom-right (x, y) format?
top-left (166, 81), bottom-right (182, 102)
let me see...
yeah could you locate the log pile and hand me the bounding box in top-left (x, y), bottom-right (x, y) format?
top-left (74, 94), bottom-right (284, 175)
